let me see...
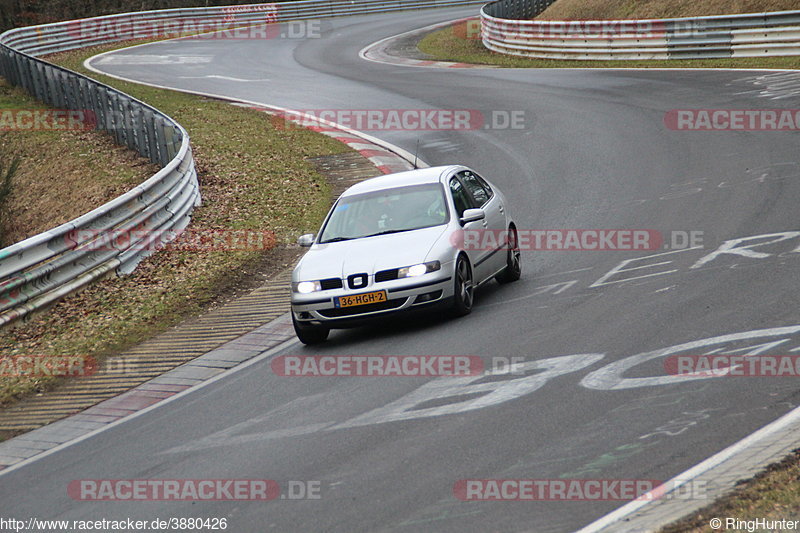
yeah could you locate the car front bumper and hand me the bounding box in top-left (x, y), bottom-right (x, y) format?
top-left (291, 272), bottom-right (453, 328)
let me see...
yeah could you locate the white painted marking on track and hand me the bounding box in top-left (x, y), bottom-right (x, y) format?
top-left (581, 326), bottom-right (800, 390)
top-left (482, 280), bottom-right (580, 308)
top-left (95, 55), bottom-right (212, 65)
top-left (163, 353), bottom-right (605, 453)
top-left (690, 232), bottom-right (800, 269)
top-left (160, 325), bottom-right (800, 456)
top-left (538, 280), bottom-right (577, 295)
top-left (653, 285), bottom-right (675, 293)
top-left (700, 347), bottom-right (728, 355)
top-left (178, 75), bottom-right (271, 82)
top-left (535, 266), bottom-right (594, 280)
top-left (329, 354), bottom-right (605, 429)
top-left (589, 246), bottom-right (702, 288)
top-left (729, 72), bottom-right (800, 99)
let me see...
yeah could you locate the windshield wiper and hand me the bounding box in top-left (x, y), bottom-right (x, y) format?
top-left (322, 229), bottom-right (412, 243)
top-left (362, 229), bottom-right (412, 238)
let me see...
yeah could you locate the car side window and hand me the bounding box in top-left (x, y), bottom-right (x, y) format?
top-left (449, 177), bottom-right (472, 218)
top-left (472, 171), bottom-right (494, 198)
top-left (458, 171), bottom-right (492, 206)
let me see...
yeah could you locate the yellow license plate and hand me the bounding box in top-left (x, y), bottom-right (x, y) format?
top-left (336, 290), bottom-right (387, 308)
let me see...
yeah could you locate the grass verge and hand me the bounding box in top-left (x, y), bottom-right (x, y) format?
top-left (0, 38), bottom-right (349, 407)
top-left (0, 80), bottom-right (158, 246)
top-left (417, 21), bottom-right (800, 69)
top-left (661, 449), bottom-right (800, 531)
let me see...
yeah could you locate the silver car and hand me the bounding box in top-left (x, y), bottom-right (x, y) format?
top-left (290, 165), bottom-right (521, 344)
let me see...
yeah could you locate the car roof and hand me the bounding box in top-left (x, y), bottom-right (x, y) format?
top-left (340, 165), bottom-right (462, 197)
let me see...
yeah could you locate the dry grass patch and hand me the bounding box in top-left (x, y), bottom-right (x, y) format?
top-left (538, 0), bottom-right (800, 20)
top-left (0, 79), bottom-right (156, 246)
top-left (662, 450), bottom-right (800, 532)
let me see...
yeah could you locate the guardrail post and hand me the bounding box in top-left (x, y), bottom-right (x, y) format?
top-left (54, 69), bottom-right (68, 108)
top-left (103, 90), bottom-right (120, 145)
top-left (7, 49), bottom-right (22, 86)
top-left (129, 104), bottom-right (143, 154)
top-left (65, 73), bottom-right (79, 110)
top-left (44, 64), bottom-right (58, 108)
top-left (114, 92), bottom-right (129, 147)
top-left (60, 69), bottom-right (73, 108)
top-left (76, 77), bottom-right (90, 123)
top-left (123, 98), bottom-right (137, 151)
top-left (94, 85), bottom-right (109, 135)
top-left (29, 61), bottom-right (44, 101)
top-left (156, 115), bottom-right (172, 166)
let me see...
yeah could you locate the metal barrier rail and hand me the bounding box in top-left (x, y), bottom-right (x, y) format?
top-left (0, 36), bottom-right (200, 328)
top-left (480, 0), bottom-right (800, 60)
top-left (0, 0), bottom-right (483, 328)
top-left (4, 0), bottom-right (484, 57)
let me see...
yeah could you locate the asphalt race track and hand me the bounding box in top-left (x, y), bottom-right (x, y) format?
top-left (4, 6), bottom-right (800, 532)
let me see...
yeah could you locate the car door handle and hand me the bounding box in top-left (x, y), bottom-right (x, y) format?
top-left (499, 205), bottom-right (505, 213)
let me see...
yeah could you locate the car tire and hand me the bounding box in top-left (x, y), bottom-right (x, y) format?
top-left (293, 314), bottom-right (329, 345)
top-left (496, 225), bottom-right (521, 284)
top-left (452, 255), bottom-right (474, 317)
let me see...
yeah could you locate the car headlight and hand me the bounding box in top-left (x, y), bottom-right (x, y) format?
top-left (398, 260), bottom-right (441, 278)
top-left (294, 280), bottom-right (322, 294)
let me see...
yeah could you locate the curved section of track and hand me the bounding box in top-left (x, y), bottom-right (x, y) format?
top-left (4, 7), bottom-right (800, 532)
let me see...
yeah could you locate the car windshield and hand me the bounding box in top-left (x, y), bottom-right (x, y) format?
top-left (319, 183), bottom-right (449, 243)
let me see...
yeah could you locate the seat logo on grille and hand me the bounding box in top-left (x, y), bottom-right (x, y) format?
top-left (348, 273), bottom-right (368, 289)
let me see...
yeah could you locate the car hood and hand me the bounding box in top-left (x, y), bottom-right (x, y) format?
top-left (294, 225), bottom-right (449, 280)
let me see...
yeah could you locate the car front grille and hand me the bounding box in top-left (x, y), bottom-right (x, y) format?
top-left (318, 298), bottom-right (407, 318)
top-left (319, 278), bottom-right (343, 290)
top-left (375, 269), bottom-right (399, 282)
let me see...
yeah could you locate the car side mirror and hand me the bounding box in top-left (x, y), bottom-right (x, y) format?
top-left (460, 208), bottom-right (485, 225)
top-left (297, 234), bottom-right (315, 247)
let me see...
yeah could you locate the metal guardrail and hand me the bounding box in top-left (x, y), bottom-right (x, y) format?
top-left (0, 0), bottom-right (483, 329)
top-left (0, 31), bottom-right (200, 328)
top-left (480, 0), bottom-right (800, 60)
